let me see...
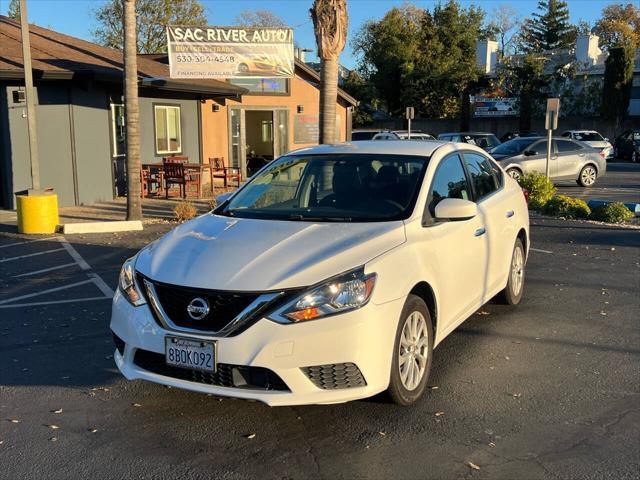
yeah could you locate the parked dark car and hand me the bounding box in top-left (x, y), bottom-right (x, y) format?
top-left (351, 129), bottom-right (382, 141)
top-left (614, 130), bottom-right (640, 162)
top-left (437, 132), bottom-right (501, 151)
top-left (500, 131), bottom-right (541, 142)
top-left (489, 137), bottom-right (606, 186)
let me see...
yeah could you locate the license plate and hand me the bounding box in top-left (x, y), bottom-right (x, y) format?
top-left (165, 336), bottom-right (216, 372)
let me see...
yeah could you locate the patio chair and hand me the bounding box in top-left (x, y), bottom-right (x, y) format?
top-left (163, 161), bottom-right (187, 199)
top-left (209, 157), bottom-right (241, 188)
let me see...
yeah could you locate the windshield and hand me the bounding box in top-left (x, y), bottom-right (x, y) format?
top-left (218, 154), bottom-right (429, 222)
top-left (573, 132), bottom-right (604, 142)
top-left (466, 134), bottom-right (500, 149)
top-left (491, 138), bottom-right (537, 155)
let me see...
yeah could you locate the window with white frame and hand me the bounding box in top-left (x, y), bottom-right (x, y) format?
top-left (154, 105), bottom-right (182, 154)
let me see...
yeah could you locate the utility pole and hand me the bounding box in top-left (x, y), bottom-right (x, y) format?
top-left (19, 0), bottom-right (40, 190)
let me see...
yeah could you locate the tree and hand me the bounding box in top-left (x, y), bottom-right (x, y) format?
top-left (342, 70), bottom-right (375, 126)
top-left (486, 5), bottom-right (520, 57)
top-left (601, 46), bottom-right (634, 134)
top-left (235, 10), bottom-right (287, 27)
top-left (519, 0), bottom-right (576, 52)
top-left (7, 0), bottom-right (20, 19)
top-left (311, 0), bottom-right (348, 144)
top-left (593, 3), bottom-right (640, 50)
top-left (353, 5), bottom-right (424, 117)
top-left (93, 0), bottom-right (207, 53)
top-left (124, 0), bottom-right (142, 220)
top-left (499, 54), bottom-right (548, 130)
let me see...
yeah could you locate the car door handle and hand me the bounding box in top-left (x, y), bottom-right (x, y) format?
top-left (506, 210), bottom-right (514, 218)
top-left (474, 227), bottom-right (486, 237)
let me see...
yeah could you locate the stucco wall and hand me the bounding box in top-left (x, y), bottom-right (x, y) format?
top-left (200, 73), bottom-right (349, 165)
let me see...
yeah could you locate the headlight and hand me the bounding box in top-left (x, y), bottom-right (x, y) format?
top-left (269, 268), bottom-right (376, 324)
top-left (118, 257), bottom-right (146, 306)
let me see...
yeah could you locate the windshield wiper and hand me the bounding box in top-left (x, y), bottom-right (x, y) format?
top-left (287, 214), bottom-right (352, 222)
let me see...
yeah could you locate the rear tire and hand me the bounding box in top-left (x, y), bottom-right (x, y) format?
top-left (577, 165), bottom-right (597, 187)
top-left (387, 295), bottom-right (434, 406)
top-left (496, 238), bottom-right (525, 305)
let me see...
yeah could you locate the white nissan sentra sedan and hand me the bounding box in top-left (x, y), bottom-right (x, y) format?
top-left (111, 141), bottom-right (529, 406)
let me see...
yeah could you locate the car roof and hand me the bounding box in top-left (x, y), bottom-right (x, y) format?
top-left (288, 140), bottom-right (448, 157)
top-left (352, 128), bottom-right (382, 132)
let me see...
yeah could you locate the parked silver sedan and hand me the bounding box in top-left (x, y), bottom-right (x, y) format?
top-left (490, 137), bottom-right (606, 186)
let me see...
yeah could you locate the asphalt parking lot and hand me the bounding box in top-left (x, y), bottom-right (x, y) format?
top-left (0, 217), bottom-right (639, 480)
top-left (556, 161), bottom-right (640, 204)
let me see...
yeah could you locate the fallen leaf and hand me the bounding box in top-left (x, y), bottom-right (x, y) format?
top-left (48, 425), bottom-right (60, 430)
top-left (245, 433), bottom-right (256, 439)
top-left (600, 311), bottom-right (607, 316)
top-left (511, 393), bottom-right (522, 398)
top-left (476, 311), bottom-right (490, 316)
top-left (434, 411), bottom-right (445, 417)
top-left (378, 431), bottom-right (386, 436)
top-left (52, 409), bottom-right (63, 414)
top-left (428, 385), bottom-right (439, 390)
top-left (468, 461), bottom-right (481, 470)
top-left (89, 428), bottom-right (98, 433)
top-left (488, 442), bottom-right (496, 448)
top-left (132, 403), bottom-right (142, 408)
top-left (9, 419), bottom-right (20, 423)
top-left (49, 437), bottom-right (57, 442)
top-left (504, 356), bottom-right (510, 360)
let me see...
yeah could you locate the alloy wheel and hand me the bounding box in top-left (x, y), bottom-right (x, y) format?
top-left (507, 169), bottom-right (521, 182)
top-left (398, 311), bottom-right (429, 391)
top-left (511, 244), bottom-right (524, 297)
top-left (580, 166), bottom-right (596, 186)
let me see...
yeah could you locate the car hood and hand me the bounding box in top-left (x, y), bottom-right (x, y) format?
top-left (583, 141), bottom-right (611, 148)
top-left (135, 214), bottom-right (406, 291)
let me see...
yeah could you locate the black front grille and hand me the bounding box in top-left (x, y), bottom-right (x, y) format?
top-left (140, 275), bottom-right (259, 332)
top-left (112, 331), bottom-right (125, 356)
top-left (302, 363), bottom-right (366, 390)
top-left (134, 349), bottom-right (289, 391)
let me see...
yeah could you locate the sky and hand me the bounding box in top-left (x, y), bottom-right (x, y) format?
top-left (0, 0), bottom-right (621, 68)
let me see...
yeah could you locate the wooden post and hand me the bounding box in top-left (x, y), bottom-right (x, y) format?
top-left (19, 0), bottom-right (40, 190)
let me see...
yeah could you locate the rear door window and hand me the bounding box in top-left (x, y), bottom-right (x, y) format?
top-left (462, 152), bottom-right (502, 200)
top-left (556, 140), bottom-right (581, 152)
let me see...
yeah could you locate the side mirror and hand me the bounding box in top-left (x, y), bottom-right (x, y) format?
top-left (434, 198), bottom-right (477, 222)
top-left (524, 149), bottom-right (538, 156)
top-left (604, 138), bottom-right (609, 142)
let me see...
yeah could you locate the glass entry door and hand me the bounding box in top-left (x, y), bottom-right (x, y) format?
top-left (229, 107), bottom-right (289, 179)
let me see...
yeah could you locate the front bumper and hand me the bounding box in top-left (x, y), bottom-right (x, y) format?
top-left (110, 289), bottom-right (403, 406)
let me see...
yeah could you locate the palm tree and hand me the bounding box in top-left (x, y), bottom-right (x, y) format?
top-left (311, 0), bottom-right (348, 144)
top-left (124, 0), bottom-right (142, 220)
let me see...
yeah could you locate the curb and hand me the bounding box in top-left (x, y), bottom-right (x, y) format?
top-left (587, 199), bottom-right (640, 217)
top-left (59, 220), bottom-right (144, 234)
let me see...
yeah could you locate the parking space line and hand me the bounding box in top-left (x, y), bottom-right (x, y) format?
top-left (58, 238), bottom-right (91, 271)
top-left (530, 247), bottom-right (553, 254)
top-left (0, 296), bottom-right (111, 309)
top-left (0, 248), bottom-right (66, 263)
top-left (0, 236), bottom-right (59, 249)
top-left (0, 279), bottom-right (94, 305)
top-left (88, 272), bottom-right (115, 298)
top-left (13, 262), bottom-right (77, 278)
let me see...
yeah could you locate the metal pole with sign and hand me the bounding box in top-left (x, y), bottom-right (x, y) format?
top-left (545, 98), bottom-right (560, 179)
top-left (405, 107), bottom-right (414, 140)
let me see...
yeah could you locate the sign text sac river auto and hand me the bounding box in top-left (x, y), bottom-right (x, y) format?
top-left (167, 26), bottom-right (294, 79)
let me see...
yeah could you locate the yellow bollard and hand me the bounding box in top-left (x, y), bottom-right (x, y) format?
top-left (16, 191), bottom-right (59, 234)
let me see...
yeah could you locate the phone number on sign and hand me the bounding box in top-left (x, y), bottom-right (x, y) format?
top-left (174, 54), bottom-right (236, 63)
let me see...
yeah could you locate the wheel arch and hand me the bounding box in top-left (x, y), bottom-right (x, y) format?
top-left (409, 281), bottom-right (437, 336)
top-left (517, 227), bottom-right (528, 260)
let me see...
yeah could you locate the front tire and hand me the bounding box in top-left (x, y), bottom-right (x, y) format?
top-left (387, 295), bottom-right (434, 406)
top-left (577, 165), bottom-right (597, 187)
top-left (496, 238), bottom-right (525, 305)
top-left (506, 168), bottom-right (522, 182)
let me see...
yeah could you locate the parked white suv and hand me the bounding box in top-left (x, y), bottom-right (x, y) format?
top-left (561, 130), bottom-right (613, 160)
top-left (111, 141), bottom-right (529, 406)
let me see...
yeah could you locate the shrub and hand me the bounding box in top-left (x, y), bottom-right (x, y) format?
top-left (590, 202), bottom-right (634, 224)
top-left (173, 200), bottom-right (197, 222)
top-left (542, 195), bottom-right (591, 219)
top-left (518, 172), bottom-right (556, 210)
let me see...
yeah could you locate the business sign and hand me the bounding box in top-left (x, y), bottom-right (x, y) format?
top-left (473, 97), bottom-right (518, 117)
top-left (167, 26), bottom-right (294, 79)
top-left (294, 114), bottom-right (341, 144)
